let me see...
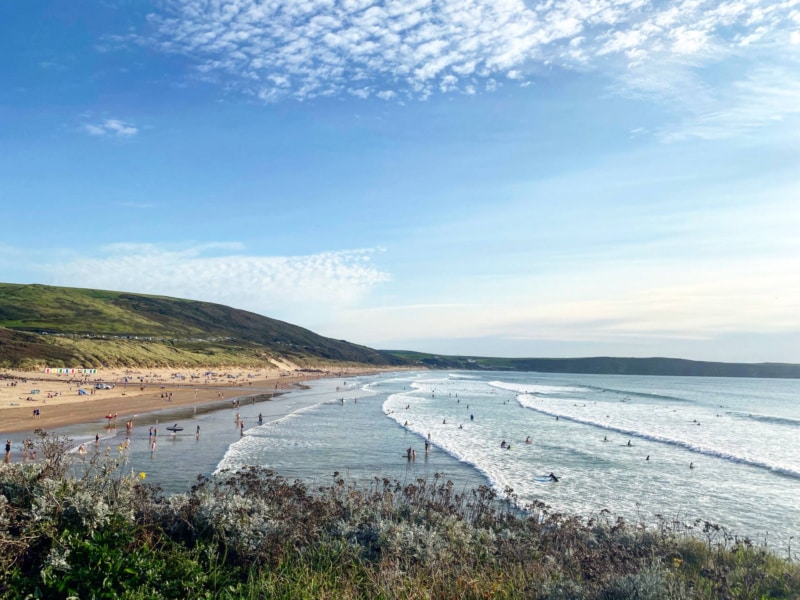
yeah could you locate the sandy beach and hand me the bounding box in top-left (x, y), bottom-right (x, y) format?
top-left (0, 364), bottom-right (384, 434)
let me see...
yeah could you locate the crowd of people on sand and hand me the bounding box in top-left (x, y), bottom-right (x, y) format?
top-left (0, 373), bottom-right (373, 466)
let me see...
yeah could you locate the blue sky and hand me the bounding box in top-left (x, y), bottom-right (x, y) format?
top-left (1, 0), bottom-right (799, 362)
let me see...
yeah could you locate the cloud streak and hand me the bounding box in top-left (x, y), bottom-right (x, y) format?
top-left (83, 119), bottom-right (138, 137)
top-left (32, 244), bottom-right (390, 326)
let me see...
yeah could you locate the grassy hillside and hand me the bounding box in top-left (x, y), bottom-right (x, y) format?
top-left (0, 283), bottom-right (406, 369)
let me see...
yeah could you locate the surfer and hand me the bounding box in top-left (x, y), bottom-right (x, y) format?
top-left (627, 440), bottom-right (632, 447)
top-left (603, 435), bottom-right (608, 442)
top-left (690, 462), bottom-right (695, 469)
top-left (548, 472), bottom-right (559, 482)
top-left (525, 436), bottom-right (531, 444)
top-left (501, 440), bottom-right (507, 448)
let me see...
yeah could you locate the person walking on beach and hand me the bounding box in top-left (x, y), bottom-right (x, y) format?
top-left (4, 440), bottom-right (11, 464)
top-left (196, 425), bottom-right (200, 439)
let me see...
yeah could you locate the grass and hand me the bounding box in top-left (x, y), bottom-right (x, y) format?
top-left (0, 283), bottom-right (405, 368)
top-left (0, 430), bottom-right (798, 599)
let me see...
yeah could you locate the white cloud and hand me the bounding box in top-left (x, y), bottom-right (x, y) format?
top-left (35, 244), bottom-right (389, 325)
top-left (140, 0), bottom-right (800, 105)
top-left (82, 118), bottom-right (138, 137)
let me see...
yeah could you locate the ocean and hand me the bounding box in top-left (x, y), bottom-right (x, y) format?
top-left (13, 370), bottom-right (800, 554)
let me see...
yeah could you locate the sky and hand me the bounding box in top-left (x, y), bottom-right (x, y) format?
top-left (1, 0), bottom-right (799, 363)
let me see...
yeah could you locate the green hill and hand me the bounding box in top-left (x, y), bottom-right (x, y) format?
top-left (0, 283), bottom-right (406, 369)
top-left (3, 283), bottom-right (798, 378)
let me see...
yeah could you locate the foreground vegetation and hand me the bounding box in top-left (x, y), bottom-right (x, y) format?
top-left (1, 432), bottom-right (797, 599)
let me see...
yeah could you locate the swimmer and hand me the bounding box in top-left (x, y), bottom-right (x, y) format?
top-left (689, 462), bottom-right (695, 469)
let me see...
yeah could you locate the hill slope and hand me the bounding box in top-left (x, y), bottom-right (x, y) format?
top-left (0, 283), bottom-right (405, 369)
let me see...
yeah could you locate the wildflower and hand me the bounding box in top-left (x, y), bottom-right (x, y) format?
top-left (672, 557), bottom-right (682, 568)
top-left (138, 472), bottom-right (146, 480)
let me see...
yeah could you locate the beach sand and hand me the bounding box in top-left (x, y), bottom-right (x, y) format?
top-left (0, 365), bottom-right (382, 434)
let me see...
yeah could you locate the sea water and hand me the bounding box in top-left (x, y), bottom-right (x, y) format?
top-left (217, 370), bottom-right (800, 553)
top-left (8, 370), bottom-right (799, 553)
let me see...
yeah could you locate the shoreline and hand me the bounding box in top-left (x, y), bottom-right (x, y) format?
top-left (0, 366), bottom-right (395, 435)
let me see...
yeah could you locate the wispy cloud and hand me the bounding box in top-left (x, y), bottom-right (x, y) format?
top-left (139, 0), bottom-right (799, 106)
top-left (32, 244), bottom-right (389, 325)
top-left (659, 64), bottom-right (800, 141)
top-left (82, 119), bottom-right (138, 137)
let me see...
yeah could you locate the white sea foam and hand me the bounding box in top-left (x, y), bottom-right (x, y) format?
top-left (208, 370), bottom-right (800, 550)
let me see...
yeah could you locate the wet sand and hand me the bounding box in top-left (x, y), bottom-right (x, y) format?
top-left (0, 365), bottom-right (387, 434)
